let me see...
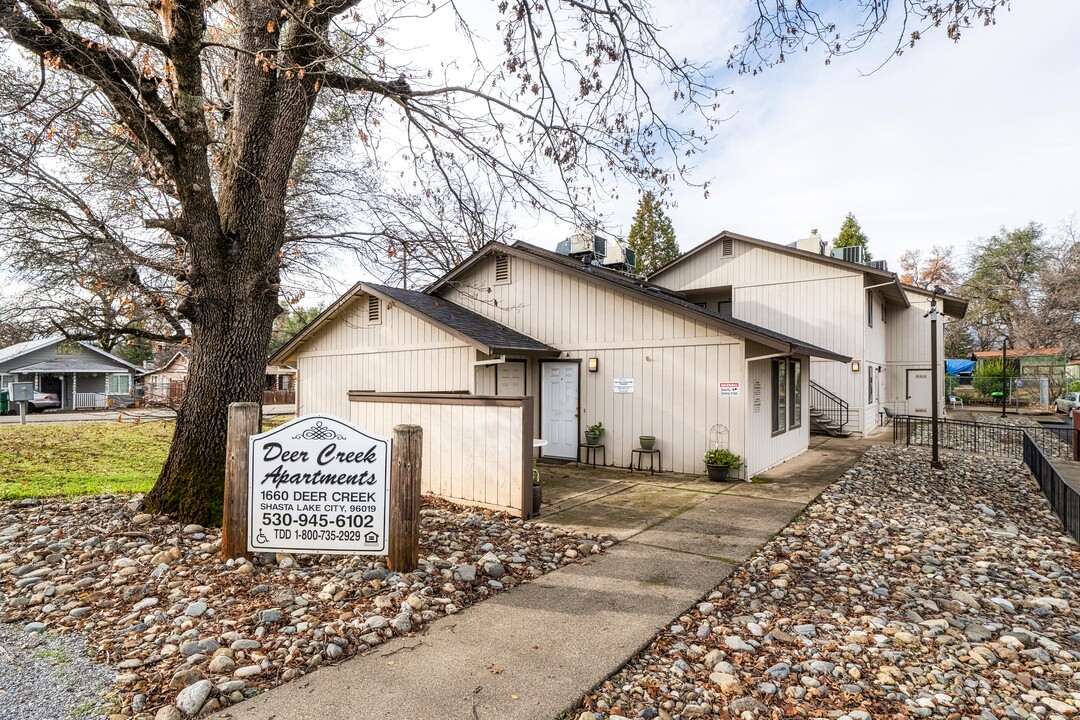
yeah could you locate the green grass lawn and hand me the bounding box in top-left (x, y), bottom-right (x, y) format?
top-left (0, 415), bottom-right (291, 499)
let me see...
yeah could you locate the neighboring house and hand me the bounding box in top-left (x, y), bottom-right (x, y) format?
top-left (141, 351), bottom-right (296, 405)
top-left (271, 241), bottom-right (850, 478)
top-left (972, 347), bottom-right (1072, 379)
top-left (0, 335), bottom-right (140, 409)
top-left (649, 230), bottom-right (968, 434)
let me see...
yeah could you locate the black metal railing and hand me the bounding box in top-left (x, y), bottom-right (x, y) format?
top-left (892, 415), bottom-right (1078, 461)
top-left (809, 380), bottom-right (849, 433)
top-left (1023, 434), bottom-right (1080, 543)
top-left (891, 415), bottom-right (1079, 543)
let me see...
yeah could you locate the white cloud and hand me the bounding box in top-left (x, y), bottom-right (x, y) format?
top-left (519, 1), bottom-right (1080, 270)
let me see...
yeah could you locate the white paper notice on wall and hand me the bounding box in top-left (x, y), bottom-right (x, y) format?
top-left (719, 382), bottom-right (740, 397)
top-left (613, 378), bottom-right (635, 394)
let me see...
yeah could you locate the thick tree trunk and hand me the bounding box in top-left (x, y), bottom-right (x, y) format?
top-left (144, 289), bottom-right (280, 525)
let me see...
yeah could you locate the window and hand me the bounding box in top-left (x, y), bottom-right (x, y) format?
top-left (717, 285), bottom-right (733, 317)
top-left (866, 292), bottom-right (874, 328)
top-left (367, 294), bottom-right (381, 324)
top-left (720, 237), bottom-right (734, 257)
top-left (494, 254), bottom-right (511, 284)
top-left (881, 302), bottom-right (887, 324)
top-left (108, 374), bottom-right (130, 394)
top-left (868, 366), bottom-right (874, 403)
top-left (772, 359), bottom-right (787, 435)
top-left (789, 359), bottom-right (802, 428)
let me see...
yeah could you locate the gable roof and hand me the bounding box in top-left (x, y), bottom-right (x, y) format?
top-left (0, 334), bottom-right (143, 373)
top-left (973, 347), bottom-right (1067, 360)
top-left (270, 281), bottom-right (558, 364)
top-left (144, 351), bottom-right (188, 376)
top-left (364, 283), bottom-right (558, 356)
top-left (649, 230), bottom-right (913, 311)
top-left (429, 241), bottom-right (850, 362)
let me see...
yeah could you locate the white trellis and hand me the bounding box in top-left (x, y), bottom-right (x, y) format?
top-left (708, 423), bottom-right (729, 452)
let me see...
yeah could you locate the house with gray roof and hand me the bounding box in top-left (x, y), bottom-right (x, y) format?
top-left (0, 335), bottom-right (141, 410)
top-left (271, 240), bottom-right (850, 478)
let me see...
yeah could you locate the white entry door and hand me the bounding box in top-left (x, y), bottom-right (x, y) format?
top-left (496, 361), bottom-right (526, 396)
top-left (541, 362), bottom-right (579, 457)
top-left (907, 369), bottom-right (933, 416)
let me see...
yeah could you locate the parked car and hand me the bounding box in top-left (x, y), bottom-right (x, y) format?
top-left (1054, 392), bottom-right (1080, 413)
top-left (27, 391), bottom-right (61, 413)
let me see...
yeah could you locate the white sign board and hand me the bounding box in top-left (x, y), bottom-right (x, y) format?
top-left (248, 415), bottom-right (391, 555)
top-left (613, 378), bottom-right (635, 394)
top-left (719, 382), bottom-right (740, 397)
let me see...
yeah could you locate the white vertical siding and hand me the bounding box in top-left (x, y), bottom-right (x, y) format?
top-left (349, 396), bottom-right (529, 516)
top-left (441, 254), bottom-right (753, 474)
top-left (885, 294), bottom-right (945, 416)
top-left (744, 356), bottom-right (810, 477)
top-left (294, 293), bottom-right (474, 418)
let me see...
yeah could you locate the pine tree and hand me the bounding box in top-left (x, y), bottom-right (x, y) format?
top-left (833, 213), bottom-right (872, 260)
top-left (627, 192), bottom-right (680, 274)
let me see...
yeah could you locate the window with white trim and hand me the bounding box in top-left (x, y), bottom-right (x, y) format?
top-left (772, 359), bottom-right (787, 435)
top-left (108, 374), bottom-right (131, 394)
top-left (789, 359), bottom-right (802, 428)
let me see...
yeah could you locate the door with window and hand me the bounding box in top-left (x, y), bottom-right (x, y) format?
top-left (540, 362), bottom-right (579, 457)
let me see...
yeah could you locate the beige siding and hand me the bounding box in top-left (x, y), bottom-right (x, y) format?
top-left (294, 294), bottom-right (474, 418)
top-left (745, 356), bottom-right (810, 477)
top-left (349, 396), bottom-right (529, 516)
top-left (441, 254), bottom-right (751, 474)
top-left (886, 294), bottom-right (944, 416)
top-left (653, 241), bottom-right (853, 293)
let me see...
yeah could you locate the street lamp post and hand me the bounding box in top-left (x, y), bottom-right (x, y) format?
top-left (929, 287), bottom-right (944, 471)
top-left (1001, 335), bottom-right (1009, 419)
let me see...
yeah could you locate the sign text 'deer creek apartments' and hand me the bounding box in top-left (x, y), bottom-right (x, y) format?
top-left (247, 416), bottom-right (391, 555)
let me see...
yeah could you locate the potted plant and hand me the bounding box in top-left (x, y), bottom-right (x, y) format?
top-left (703, 448), bottom-right (742, 482)
top-left (638, 435), bottom-right (656, 450)
top-left (584, 421), bottom-right (604, 445)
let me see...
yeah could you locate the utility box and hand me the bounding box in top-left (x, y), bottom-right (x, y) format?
top-left (10, 382), bottom-right (34, 402)
top-left (0, 389), bottom-right (7, 414)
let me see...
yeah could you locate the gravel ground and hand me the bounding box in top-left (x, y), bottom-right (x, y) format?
top-left (575, 445), bottom-right (1080, 720)
top-left (0, 494), bottom-right (611, 718)
top-left (0, 620), bottom-right (115, 719)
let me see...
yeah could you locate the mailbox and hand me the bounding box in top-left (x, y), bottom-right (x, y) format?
top-left (10, 382), bottom-right (34, 402)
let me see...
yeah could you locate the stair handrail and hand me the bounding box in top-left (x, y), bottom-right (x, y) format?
top-left (809, 379), bottom-right (849, 432)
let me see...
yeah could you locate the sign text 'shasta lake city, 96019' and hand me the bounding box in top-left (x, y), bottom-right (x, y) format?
top-left (247, 415), bottom-right (391, 555)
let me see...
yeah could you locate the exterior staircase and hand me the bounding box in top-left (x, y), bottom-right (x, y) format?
top-left (809, 380), bottom-right (851, 437)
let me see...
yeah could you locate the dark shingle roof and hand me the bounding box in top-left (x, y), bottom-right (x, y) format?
top-left (365, 283), bottom-right (557, 356)
top-left (509, 243), bottom-right (850, 362)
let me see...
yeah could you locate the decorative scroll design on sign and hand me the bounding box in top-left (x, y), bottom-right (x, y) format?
top-left (293, 421), bottom-right (346, 441)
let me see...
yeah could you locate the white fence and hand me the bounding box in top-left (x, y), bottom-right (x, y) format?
top-left (348, 392), bottom-right (534, 517)
top-left (74, 392), bottom-right (107, 409)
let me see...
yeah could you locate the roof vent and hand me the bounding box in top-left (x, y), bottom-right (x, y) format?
top-left (720, 237), bottom-right (734, 257)
top-left (494, 254), bottom-right (511, 284)
top-left (367, 294), bottom-right (381, 324)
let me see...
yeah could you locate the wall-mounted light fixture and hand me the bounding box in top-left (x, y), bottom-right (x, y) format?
top-left (587, 357), bottom-right (599, 372)
top-left (851, 361), bottom-right (861, 372)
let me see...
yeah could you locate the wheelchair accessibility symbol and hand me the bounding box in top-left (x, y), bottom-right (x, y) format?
top-left (256, 530), bottom-right (268, 544)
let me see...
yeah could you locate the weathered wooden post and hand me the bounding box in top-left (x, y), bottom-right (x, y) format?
top-left (388, 424), bottom-right (422, 572)
top-left (222, 402), bottom-right (260, 561)
top-left (1073, 407), bottom-right (1080, 462)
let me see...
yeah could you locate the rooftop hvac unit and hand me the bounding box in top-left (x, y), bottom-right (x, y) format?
top-left (832, 245), bottom-right (866, 264)
top-left (869, 259), bottom-right (889, 272)
top-left (601, 242), bottom-right (636, 271)
top-left (557, 229), bottom-right (605, 258)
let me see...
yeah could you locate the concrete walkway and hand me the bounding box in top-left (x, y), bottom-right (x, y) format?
top-left (218, 436), bottom-right (871, 720)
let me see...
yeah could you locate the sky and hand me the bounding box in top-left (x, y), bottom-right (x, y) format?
top-left (510, 1), bottom-right (1080, 273)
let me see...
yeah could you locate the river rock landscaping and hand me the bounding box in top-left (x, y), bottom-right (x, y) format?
top-left (0, 494), bottom-right (611, 718)
top-left (575, 445), bottom-right (1080, 720)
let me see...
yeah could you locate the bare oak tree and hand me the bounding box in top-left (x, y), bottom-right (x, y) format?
top-left (0, 0), bottom-right (1011, 523)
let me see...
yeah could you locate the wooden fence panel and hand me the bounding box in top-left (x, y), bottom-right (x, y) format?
top-left (349, 393), bottom-right (532, 517)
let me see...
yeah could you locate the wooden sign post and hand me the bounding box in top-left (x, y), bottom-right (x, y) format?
top-left (388, 424), bottom-right (422, 572)
top-left (222, 402), bottom-right (260, 561)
